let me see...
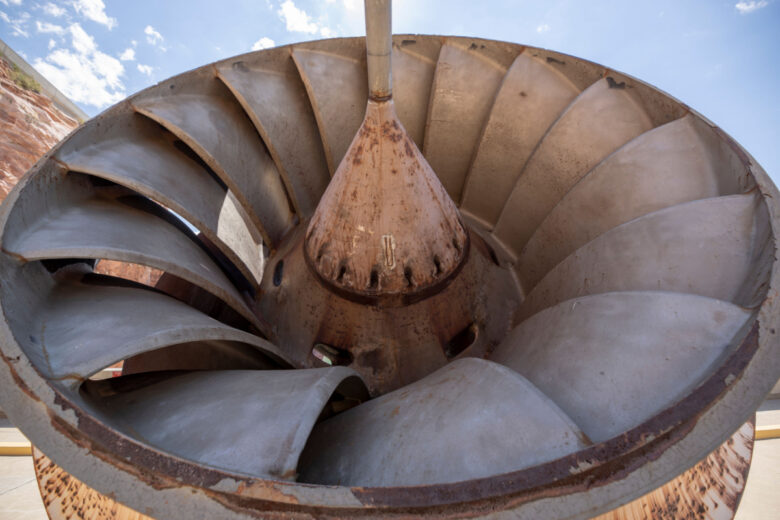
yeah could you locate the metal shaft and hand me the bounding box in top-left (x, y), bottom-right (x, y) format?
top-left (365, 0), bottom-right (392, 100)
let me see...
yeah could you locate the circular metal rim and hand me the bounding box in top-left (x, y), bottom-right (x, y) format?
top-left (0, 35), bottom-right (778, 519)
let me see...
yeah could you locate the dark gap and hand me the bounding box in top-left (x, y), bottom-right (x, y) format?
top-left (336, 263), bottom-right (347, 283)
top-left (433, 255), bottom-right (442, 276)
top-left (404, 265), bottom-right (414, 287)
top-left (273, 260), bottom-right (284, 287)
top-left (41, 258), bottom-right (97, 273)
top-left (445, 322), bottom-right (478, 359)
top-left (485, 241), bottom-right (500, 266)
top-left (368, 268), bottom-right (379, 289)
top-left (452, 238), bottom-right (461, 254)
top-left (171, 139), bottom-right (227, 190)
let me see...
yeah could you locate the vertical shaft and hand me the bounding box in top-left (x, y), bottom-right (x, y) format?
top-left (364, 0), bottom-right (392, 100)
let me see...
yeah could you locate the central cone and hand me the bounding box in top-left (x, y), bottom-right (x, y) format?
top-left (305, 99), bottom-right (468, 304)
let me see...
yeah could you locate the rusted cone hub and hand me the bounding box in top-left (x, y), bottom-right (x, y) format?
top-left (305, 99), bottom-right (468, 305)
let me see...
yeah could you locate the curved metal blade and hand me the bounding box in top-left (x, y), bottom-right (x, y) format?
top-left (26, 278), bottom-right (289, 389)
top-left (494, 77), bottom-right (654, 257)
top-left (423, 40), bottom-right (516, 202)
top-left (460, 53), bottom-right (579, 226)
top-left (56, 109), bottom-right (264, 286)
top-left (292, 43), bottom-right (367, 174)
top-left (492, 291), bottom-right (752, 442)
top-left (297, 358), bottom-right (587, 486)
top-left (517, 115), bottom-right (749, 291)
top-left (133, 72), bottom-right (294, 248)
top-left (517, 194), bottom-right (761, 321)
top-left (217, 51), bottom-right (330, 218)
top-left (85, 368), bottom-right (368, 480)
top-left (3, 169), bottom-right (260, 328)
top-left (391, 36), bottom-right (441, 148)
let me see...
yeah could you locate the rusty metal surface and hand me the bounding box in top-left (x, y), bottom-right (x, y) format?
top-left (33, 446), bottom-right (154, 520)
top-left (0, 30), bottom-right (777, 520)
top-left (305, 99), bottom-right (467, 300)
top-left (594, 419), bottom-right (755, 520)
top-left (261, 225), bottom-right (518, 395)
top-left (298, 358), bottom-right (588, 486)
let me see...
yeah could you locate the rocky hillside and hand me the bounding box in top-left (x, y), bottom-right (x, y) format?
top-left (0, 55), bottom-right (79, 201)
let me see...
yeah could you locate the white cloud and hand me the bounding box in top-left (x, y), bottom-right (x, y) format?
top-left (341, 0), bottom-right (360, 11)
top-left (47, 38), bottom-right (56, 49)
top-left (277, 0), bottom-right (336, 37)
top-left (36, 20), bottom-right (65, 34)
top-left (144, 24), bottom-right (165, 50)
top-left (278, 0), bottom-right (319, 33)
top-left (735, 1), bottom-right (769, 13)
top-left (69, 22), bottom-right (95, 53)
top-left (119, 47), bottom-right (135, 61)
top-left (536, 23), bottom-right (550, 33)
top-left (0, 0), bottom-right (23, 6)
top-left (251, 36), bottom-right (275, 50)
top-left (41, 2), bottom-right (67, 17)
top-left (3, 10), bottom-right (30, 37)
top-left (137, 63), bottom-right (153, 76)
top-left (33, 22), bottom-right (125, 108)
top-left (72, 0), bottom-right (116, 29)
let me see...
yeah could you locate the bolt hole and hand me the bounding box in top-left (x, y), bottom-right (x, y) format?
top-left (312, 343), bottom-right (353, 366)
top-left (273, 260), bottom-right (284, 286)
top-left (336, 264), bottom-right (347, 283)
top-left (445, 322), bottom-right (478, 359)
top-left (404, 265), bottom-right (414, 287)
top-left (369, 268), bottom-right (379, 289)
top-left (433, 255), bottom-right (442, 276)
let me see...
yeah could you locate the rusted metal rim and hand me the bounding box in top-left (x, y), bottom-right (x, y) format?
top-left (0, 35), bottom-right (778, 520)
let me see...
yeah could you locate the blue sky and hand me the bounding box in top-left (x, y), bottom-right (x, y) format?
top-left (0, 0), bottom-right (778, 184)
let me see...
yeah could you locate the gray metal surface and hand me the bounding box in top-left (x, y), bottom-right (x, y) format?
top-left (2, 171), bottom-right (260, 328)
top-left (87, 368), bottom-right (367, 480)
top-left (298, 358), bottom-right (587, 486)
top-left (493, 77), bottom-right (654, 258)
top-left (423, 40), bottom-right (516, 202)
top-left (217, 49), bottom-right (330, 218)
top-left (292, 42), bottom-right (367, 173)
top-left (460, 52), bottom-right (579, 227)
top-left (517, 194), bottom-right (761, 322)
top-left (24, 276), bottom-right (288, 389)
top-left (55, 108), bottom-right (264, 286)
top-left (493, 291), bottom-right (753, 442)
top-left (515, 114), bottom-right (752, 292)
top-left (133, 71), bottom-right (294, 248)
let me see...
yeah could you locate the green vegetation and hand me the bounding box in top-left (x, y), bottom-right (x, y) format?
top-left (0, 53), bottom-right (42, 94)
top-left (9, 62), bottom-right (41, 93)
